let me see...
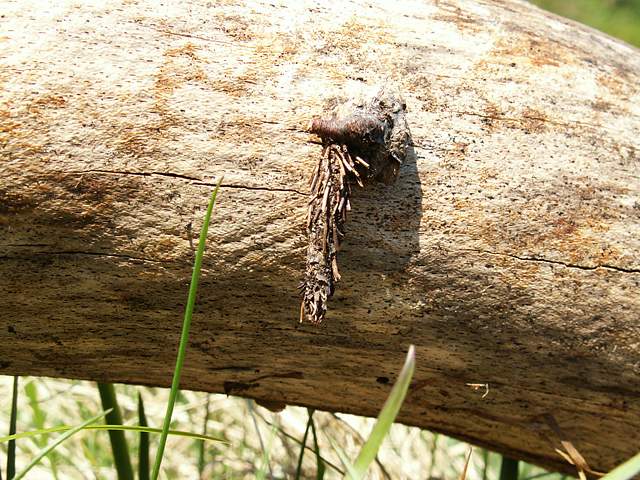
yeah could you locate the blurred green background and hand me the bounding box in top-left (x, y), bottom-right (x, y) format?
top-left (532, 0), bottom-right (640, 47)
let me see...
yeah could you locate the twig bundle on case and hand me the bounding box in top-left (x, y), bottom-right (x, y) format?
top-left (300, 87), bottom-right (411, 324)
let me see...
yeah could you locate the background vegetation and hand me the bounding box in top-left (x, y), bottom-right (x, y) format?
top-left (531, 0), bottom-right (640, 47)
top-left (0, 377), bottom-right (567, 479)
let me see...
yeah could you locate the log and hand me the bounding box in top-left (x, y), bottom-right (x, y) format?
top-left (1, 0), bottom-right (639, 474)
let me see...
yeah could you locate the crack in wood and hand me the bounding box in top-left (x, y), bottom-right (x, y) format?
top-left (193, 182), bottom-right (306, 195)
top-left (452, 110), bottom-right (604, 131)
top-left (64, 169), bottom-right (307, 195)
top-left (461, 248), bottom-right (640, 273)
top-left (0, 250), bottom-right (170, 264)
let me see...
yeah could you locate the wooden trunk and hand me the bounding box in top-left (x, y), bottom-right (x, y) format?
top-left (1, 0), bottom-right (639, 474)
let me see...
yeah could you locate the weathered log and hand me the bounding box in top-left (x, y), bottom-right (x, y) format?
top-left (1, 0), bottom-right (639, 474)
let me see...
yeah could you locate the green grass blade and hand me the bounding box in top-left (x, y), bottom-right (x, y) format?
top-left (252, 409), bottom-right (341, 476)
top-left (600, 451), bottom-right (640, 480)
top-left (481, 449), bottom-right (489, 480)
top-left (294, 410), bottom-right (313, 479)
top-left (23, 381), bottom-right (46, 441)
top-left (24, 380), bottom-right (58, 479)
top-left (13, 409), bottom-right (110, 480)
top-left (7, 376), bottom-right (18, 480)
top-left (308, 409), bottom-right (325, 480)
top-left (150, 177), bottom-right (223, 480)
top-left (350, 344), bottom-right (415, 479)
top-left (499, 456), bottom-right (519, 480)
top-left (137, 393), bottom-right (149, 480)
top-left (328, 436), bottom-right (359, 479)
top-left (248, 400), bottom-right (274, 480)
top-left (0, 425), bottom-right (226, 444)
top-left (328, 412), bottom-right (392, 479)
top-left (97, 383), bottom-right (133, 480)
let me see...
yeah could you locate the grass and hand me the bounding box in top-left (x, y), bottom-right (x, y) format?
top-left (600, 451), bottom-right (640, 480)
top-left (531, 0), bottom-right (640, 47)
top-left (12, 410), bottom-right (110, 480)
top-left (294, 410), bottom-right (314, 478)
top-left (499, 457), bottom-right (520, 480)
top-left (1, 378), bottom-right (577, 479)
top-left (346, 345), bottom-right (415, 479)
top-left (0, 425), bottom-right (225, 444)
top-left (97, 383), bottom-right (133, 480)
top-left (137, 393), bottom-right (149, 480)
top-left (6, 376), bottom-right (18, 479)
top-left (151, 177), bottom-right (223, 479)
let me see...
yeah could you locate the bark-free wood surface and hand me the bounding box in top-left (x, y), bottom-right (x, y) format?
top-left (1, 0), bottom-right (639, 474)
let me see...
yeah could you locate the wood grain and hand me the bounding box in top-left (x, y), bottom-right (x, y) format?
top-left (1, 0), bottom-right (639, 474)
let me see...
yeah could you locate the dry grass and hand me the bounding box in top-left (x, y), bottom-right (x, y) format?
top-left (0, 376), bottom-right (566, 479)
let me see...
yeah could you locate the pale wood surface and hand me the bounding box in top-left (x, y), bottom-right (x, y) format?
top-left (1, 0), bottom-right (639, 473)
